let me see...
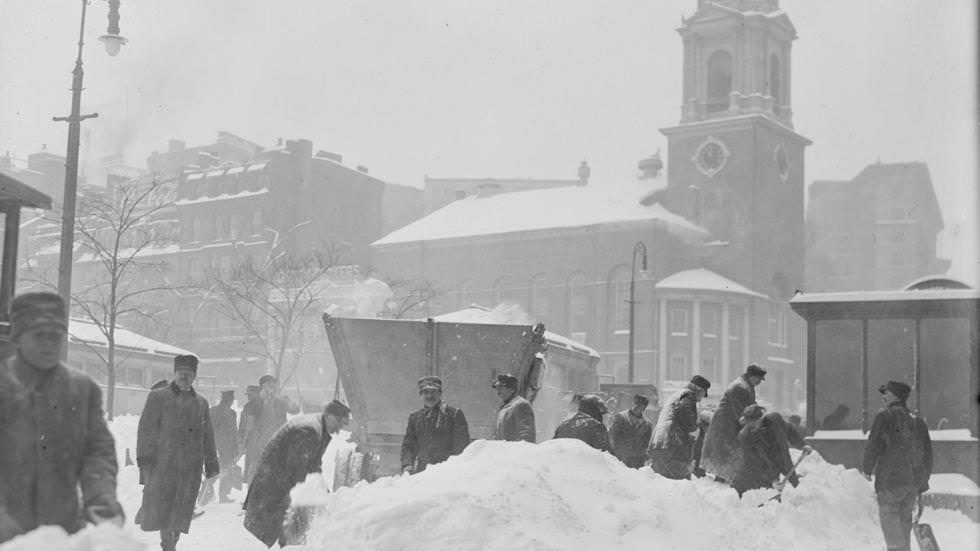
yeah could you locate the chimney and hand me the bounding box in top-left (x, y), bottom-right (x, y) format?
top-left (168, 139), bottom-right (186, 153)
top-left (476, 180), bottom-right (502, 198)
top-left (315, 150), bottom-right (343, 163)
top-left (356, 165), bottom-right (369, 174)
top-left (637, 151), bottom-right (663, 180)
top-left (577, 160), bottom-right (591, 185)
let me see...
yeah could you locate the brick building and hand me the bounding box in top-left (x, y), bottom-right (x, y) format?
top-left (806, 162), bottom-right (949, 292)
top-left (372, 0), bottom-right (809, 412)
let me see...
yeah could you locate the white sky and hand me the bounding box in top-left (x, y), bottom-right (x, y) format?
top-left (0, 1), bottom-right (976, 281)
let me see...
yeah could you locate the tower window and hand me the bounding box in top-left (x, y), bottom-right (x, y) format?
top-left (707, 50), bottom-right (733, 113)
top-left (768, 53), bottom-right (782, 105)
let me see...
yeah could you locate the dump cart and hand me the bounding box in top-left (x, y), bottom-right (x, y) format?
top-left (323, 310), bottom-right (600, 477)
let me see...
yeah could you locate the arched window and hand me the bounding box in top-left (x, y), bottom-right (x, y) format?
top-left (459, 279), bottom-right (478, 309)
top-left (530, 274), bottom-right (550, 324)
top-left (609, 266), bottom-right (631, 332)
top-left (493, 276), bottom-right (520, 307)
top-left (568, 273), bottom-right (590, 342)
top-left (707, 50), bottom-right (733, 113)
top-left (768, 53), bottom-right (782, 105)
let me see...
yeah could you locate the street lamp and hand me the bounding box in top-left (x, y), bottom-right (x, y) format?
top-left (54, 0), bottom-right (127, 356)
top-left (628, 241), bottom-right (649, 383)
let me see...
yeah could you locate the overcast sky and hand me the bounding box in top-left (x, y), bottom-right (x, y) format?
top-left (1, 1), bottom-right (976, 281)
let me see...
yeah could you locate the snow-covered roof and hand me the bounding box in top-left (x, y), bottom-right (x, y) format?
top-left (791, 287), bottom-right (980, 304)
top-left (655, 268), bottom-right (767, 298)
top-left (373, 183), bottom-right (708, 247)
top-left (430, 305), bottom-right (599, 359)
top-left (175, 188), bottom-right (268, 206)
top-left (69, 318), bottom-right (194, 357)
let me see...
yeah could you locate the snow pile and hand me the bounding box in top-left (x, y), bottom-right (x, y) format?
top-left (0, 525), bottom-right (144, 551)
top-left (306, 440), bottom-right (884, 551)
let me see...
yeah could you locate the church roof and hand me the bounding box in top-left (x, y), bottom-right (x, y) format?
top-left (655, 268), bottom-right (767, 298)
top-left (373, 182), bottom-right (709, 247)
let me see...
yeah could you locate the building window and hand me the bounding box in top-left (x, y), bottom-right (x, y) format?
top-left (700, 356), bottom-right (718, 382)
top-left (493, 276), bottom-right (520, 307)
top-left (702, 306), bottom-right (719, 337)
top-left (768, 53), bottom-right (782, 105)
top-left (252, 211), bottom-right (263, 235)
top-left (890, 228), bottom-right (905, 243)
top-left (190, 218), bottom-right (202, 242)
top-left (767, 303), bottom-right (788, 347)
top-left (568, 273), bottom-right (589, 343)
top-left (215, 215), bottom-right (228, 240)
top-left (459, 279), bottom-right (478, 308)
top-left (729, 306), bottom-right (742, 340)
top-left (889, 251), bottom-right (904, 266)
top-left (610, 267), bottom-right (631, 333)
top-left (707, 50), bottom-right (733, 113)
top-left (530, 275), bottom-right (550, 324)
top-left (670, 307), bottom-right (689, 336)
top-left (187, 258), bottom-right (202, 281)
top-left (668, 353), bottom-right (688, 381)
top-left (230, 213), bottom-right (242, 240)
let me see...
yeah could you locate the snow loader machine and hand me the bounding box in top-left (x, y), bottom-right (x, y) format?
top-left (323, 312), bottom-right (601, 481)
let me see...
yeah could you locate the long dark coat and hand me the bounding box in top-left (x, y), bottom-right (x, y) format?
top-left (862, 401), bottom-right (933, 493)
top-left (609, 410), bottom-right (653, 468)
top-left (137, 383), bottom-right (219, 534)
top-left (243, 414), bottom-right (332, 548)
top-left (554, 412), bottom-right (611, 453)
top-left (400, 403), bottom-right (470, 472)
top-left (210, 403), bottom-right (239, 467)
top-left (0, 357), bottom-right (117, 543)
top-left (701, 375), bottom-right (755, 481)
top-left (494, 395), bottom-right (536, 442)
top-left (731, 412), bottom-right (794, 496)
top-left (240, 399), bottom-right (263, 481)
top-left (649, 388), bottom-right (700, 478)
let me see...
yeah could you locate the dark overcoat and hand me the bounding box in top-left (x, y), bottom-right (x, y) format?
top-left (240, 399), bottom-right (263, 481)
top-left (0, 357), bottom-right (117, 543)
top-left (210, 403), bottom-right (239, 467)
top-left (400, 403), bottom-right (470, 472)
top-left (731, 412), bottom-right (794, 496)
top-left (862, 401), bottom-right (933, 493)
top-left (494, 395), bottom-right (536, 443)
top-left (701, 375), bottom-right (756, 481)
top-left (137, 383), bottom-right (219, 534)
top-left (243, 414), bottom-right (331, 548)
top-left (609, 410), bottom-right (653, 468)
top-left (554, 412), bottom-right (611, 453)
top-left (649, 388), bottom-right (700, 478)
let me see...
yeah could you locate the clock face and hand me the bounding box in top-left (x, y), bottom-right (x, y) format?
top-left (774, 143), bottom-right (791, 182)
top-left (692, 137), bottom-right (730, 177)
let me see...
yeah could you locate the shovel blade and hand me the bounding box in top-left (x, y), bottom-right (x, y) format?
top-left (913, 522), bottom-right (941, 551)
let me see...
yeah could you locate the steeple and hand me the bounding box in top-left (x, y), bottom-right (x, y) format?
top-left (678, 0), bottom-right (797, 128)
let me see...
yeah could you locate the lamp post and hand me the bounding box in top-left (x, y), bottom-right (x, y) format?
top-left (54, 0), bottom-right (126, 351)
top-left (628, 241), bottom-right (648, 383)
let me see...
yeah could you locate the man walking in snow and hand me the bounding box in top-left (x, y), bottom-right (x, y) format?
top-left (649, 375), bottom-right (711, 478)
top-left (609, 394), bottom-right (653, 468)
top-left (492, 373), bottom-right (536, 442)
top-left (0, 292), bottom-right (123, 543)
top-left (701, 364), bottom-right (765, 482)
top-left (554, 394), bottom-right (611, 452)
top-left (401, 376), bottom-right (471, 474)
top-left (244, 400), bottom-right (351, 548)
top-left (863, 381), bottom-right (932, 551)
top-left (200, 390), bottom-right (239, 505)
top-left (240, 384), bottom-right (263, 482)
top-left (137, 354), bottom-right (219, 551)
top-left (253, 375), bottom-right (300, 454)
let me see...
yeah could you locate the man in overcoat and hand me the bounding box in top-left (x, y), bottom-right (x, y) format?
top-left (240, 384), bottom-right (263, 482)
top-left (553, 394), bottom-right (611, 452)
top-left (137, 354), bottom-right (219, 551)
top-left (243, 400), bottom-right (350, 548)
top-left (0, 292), bottom-right (122, 543)
top-left (649, 376), bottom-right (711, 478)
top-left (200, 390), bottom-right (239, 505)
top-left (609, 394), bottom-right (654, 468)
top-left (701, 364), bottom-right (765, 481)
top-left (401, 376), bottom-right (471, 474)
top-left (492, 373), bottom-right (536, 442)
top-left (863, 381), bottom-right (933, 551)
top-left (731, 406), bottom-right (798, 496)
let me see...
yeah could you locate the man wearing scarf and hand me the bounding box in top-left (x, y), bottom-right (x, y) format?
top-left (400, 376), bottom-right (471, 474)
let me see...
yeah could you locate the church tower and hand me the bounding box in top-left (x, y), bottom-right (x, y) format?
top-left (659, 0), bottom-right (810, 300)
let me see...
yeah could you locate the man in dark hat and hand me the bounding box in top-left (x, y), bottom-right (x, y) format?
top-left (240, 384), bottom-right (263, 482)
top-left (701, 364), bottom-right (765, 482)
top-left (863, 381), bottom-right (932, 551)
top-left (244, 400), bottom-right (351, 548)
top-left (492, 373), bottom-right (536, 443)
top-left (137, 354), bottom-right (219, 551)
top-left (200, 390), bottom-right (239, 505)
top-left (554, 394), bottom-right (611, 452)
top-left (401, 376), bottom-right (471, 474)
top-left (649, 375), bottom-right (711, 478)
top-left (609, 394), bottom-right (654, 468)
top-left (253, 375), bottom-right (300, 468)
top-left (731, 405), bottom-right (798, 497)
top-left (0, 292), bottom-right (122, 543)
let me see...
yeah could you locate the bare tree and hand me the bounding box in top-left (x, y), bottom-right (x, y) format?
top-left (200, 230), bottom-right (351, 386)
top-left (383, 277), bottom-right (443, 319)
top-left (23, 177), bottom-right (178, 418)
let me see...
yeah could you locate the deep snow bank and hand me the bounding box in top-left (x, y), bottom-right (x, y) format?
top-left (307, 439), bottom-right (883, 551)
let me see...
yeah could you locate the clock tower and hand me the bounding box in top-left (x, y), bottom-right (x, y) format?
top-left (658, 0), bottom-right (810, 299)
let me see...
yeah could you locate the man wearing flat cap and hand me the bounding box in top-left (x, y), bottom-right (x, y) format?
top-left (0, 292), bottom-right (122, 543)
top-left (137, 354), bottom-right (219, 551)
top-left (863, 381), bottom-right (932, 551)
top-left (554, 394), bottom-right (611, 452)
top-left (244, 400), bottom-right (351, 547)
top-left (610, 394), bottom-right (654, 468)
top-left (650, 375), bottom-right (711, 478)
top-left (701, 364), bottom-right (766, 482)
top-left (401, 376), bottom-right (471, 474)
top-left (492, 373), bottom-right (536, 443)
top-left (200, 390), bottom-right (239, 505)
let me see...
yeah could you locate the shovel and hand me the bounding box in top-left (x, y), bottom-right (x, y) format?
top-left (760, 445), bottom-right (812, 506)
top-left (913, 496), bottom-right (941, 551)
